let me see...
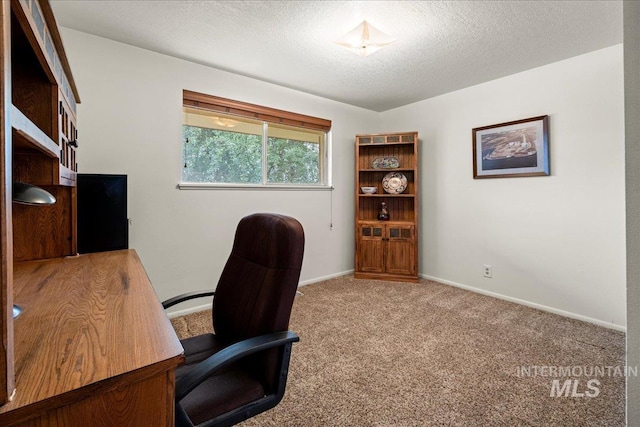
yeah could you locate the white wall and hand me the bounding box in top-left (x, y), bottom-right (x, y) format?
top-left (60, 27), bottom-right (626, 328)
top-left (379, 45), bottom-right (626, 328)
top-left (59, 28), bottom-right (376, 311)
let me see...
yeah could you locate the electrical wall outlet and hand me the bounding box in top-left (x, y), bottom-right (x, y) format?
top-left (483, 264), bottom-right (492, 278)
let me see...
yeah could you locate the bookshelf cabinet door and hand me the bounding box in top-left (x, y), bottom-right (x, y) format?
top-left (357, 224), bottom-right (385, 273)
top-left (385, 225), bottom-right (416, 276)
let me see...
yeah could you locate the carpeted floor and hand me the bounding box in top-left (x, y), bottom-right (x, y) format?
top-left (170, 276), bottom-right (626, 426)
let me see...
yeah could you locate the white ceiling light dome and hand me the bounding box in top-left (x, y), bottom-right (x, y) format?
top-left (334, 20), bottom-right (396, 57)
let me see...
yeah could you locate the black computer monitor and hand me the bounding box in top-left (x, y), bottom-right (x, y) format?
top-left (77, 174), bottom-right (128, 254)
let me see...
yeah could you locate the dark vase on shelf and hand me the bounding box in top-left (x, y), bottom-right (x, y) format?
top-left (378, 202), bottom-right (389, 221)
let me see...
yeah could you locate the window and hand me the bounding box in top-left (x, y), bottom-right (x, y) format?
top-left (182, 90), bottom-right (331, 187)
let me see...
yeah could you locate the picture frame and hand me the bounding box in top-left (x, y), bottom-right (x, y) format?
top-left (472, 115), bottom-right (549, 179)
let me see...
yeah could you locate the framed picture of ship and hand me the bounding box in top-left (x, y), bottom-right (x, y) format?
top-left (473, 115), bottom-right (549, 179)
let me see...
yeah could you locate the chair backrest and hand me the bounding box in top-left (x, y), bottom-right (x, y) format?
top-left (212, 213), bottom-right (305, 343)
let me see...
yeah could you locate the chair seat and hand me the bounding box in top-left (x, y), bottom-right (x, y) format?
top-left (177, 333), bottom-right (267, 426)
top-left (179, 368), bottom-right (266, 426)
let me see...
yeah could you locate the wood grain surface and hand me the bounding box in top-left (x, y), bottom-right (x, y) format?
top-left (0, 0), bottom-right (15, 406)
top-left (12, 185), bottom-right (74, 261)
top-left (0, 249), bottom-right (184, 425)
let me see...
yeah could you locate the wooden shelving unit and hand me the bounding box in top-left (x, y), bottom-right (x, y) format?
top-left (9, 0), bottom-right (79, 264)
top-left (1, 3), bottom-right (183, 425)
top-left (1, 0), bottom-right (83, 408)
top-left (355, 132), bottom-right (419, 282)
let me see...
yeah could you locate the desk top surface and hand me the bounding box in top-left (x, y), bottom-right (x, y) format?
top-left (0, 249), bottom-right (184, 417)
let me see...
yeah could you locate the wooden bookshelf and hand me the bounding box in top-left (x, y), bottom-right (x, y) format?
top-left (1, 3), bottom-right (183, 425)
top-left (355, 132), bottom-right (419, 282)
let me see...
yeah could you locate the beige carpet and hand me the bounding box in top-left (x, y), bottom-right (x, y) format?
top-left (170, 276), bottom-right (625, 426)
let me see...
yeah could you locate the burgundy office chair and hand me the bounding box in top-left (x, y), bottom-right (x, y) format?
top-left (163, 213), bottom-right (304, 427)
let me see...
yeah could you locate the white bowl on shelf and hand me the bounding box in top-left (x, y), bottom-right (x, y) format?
top-left (360, 186), bottom-right (377, 194)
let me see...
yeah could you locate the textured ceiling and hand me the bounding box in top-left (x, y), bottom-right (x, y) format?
top-left (50, 1), bottom-right (622, 112)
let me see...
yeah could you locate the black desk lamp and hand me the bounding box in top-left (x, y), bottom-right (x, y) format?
top-left (12, 182), bottom-right (56, 318)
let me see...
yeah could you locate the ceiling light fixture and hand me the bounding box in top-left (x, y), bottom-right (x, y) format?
top-left (334, 20), bottom-right (396, 57)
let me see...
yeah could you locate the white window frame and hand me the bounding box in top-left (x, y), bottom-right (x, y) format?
top-left (179, 90), bottom-right (332, 191)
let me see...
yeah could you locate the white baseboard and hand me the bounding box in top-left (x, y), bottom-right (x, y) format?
top-left (166, 302), bottom-right (212, 319)
top-left (166, 270), bottom-right (354, 318)
top-left (419, 273), bottom-right (626, 332)
top-left (168, 271), bottom-right (624, 332)
top-left (298, 269), bottom-right (354, 287)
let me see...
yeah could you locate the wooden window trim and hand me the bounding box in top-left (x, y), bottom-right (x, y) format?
top-left (183, 90), bottom-right (331, 132)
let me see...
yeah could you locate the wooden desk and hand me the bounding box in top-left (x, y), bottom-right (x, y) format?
top-left (0, 249), bottom-right (184, 426)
